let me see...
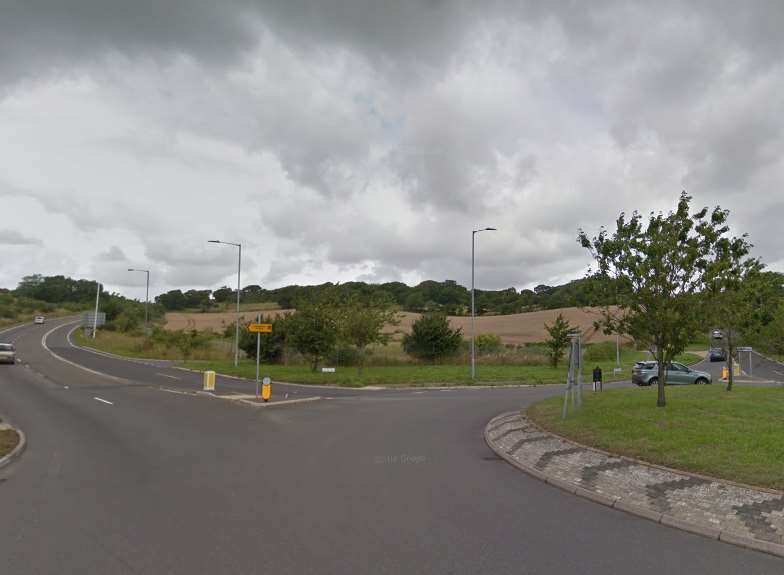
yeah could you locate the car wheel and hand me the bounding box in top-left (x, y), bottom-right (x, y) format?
top-left (694, 377), bottom-right (708, 385)
top-left (648, 377), bottom-right (658, 387)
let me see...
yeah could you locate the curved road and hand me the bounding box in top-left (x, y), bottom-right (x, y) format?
top-left (1, 319), bottom-right (781, 574)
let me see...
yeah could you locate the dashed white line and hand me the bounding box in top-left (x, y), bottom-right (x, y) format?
top-left (93, 397), bottom-right (113, 405)
top-left (156, 373), bottom-right (180, 380)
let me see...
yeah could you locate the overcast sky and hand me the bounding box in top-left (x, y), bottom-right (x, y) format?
top-left (2, 1), bottom-right (783, 301)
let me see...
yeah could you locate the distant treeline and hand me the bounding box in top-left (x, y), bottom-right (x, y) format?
top-left (154, 276), bottom-right (617, 315)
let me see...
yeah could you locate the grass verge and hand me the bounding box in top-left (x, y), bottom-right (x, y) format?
top-left (180, 351), bottom-right (700, 387)
top-left (0, 426), bottom-right (19, 458)
top-left (528, 385), bottom-right (784, 491)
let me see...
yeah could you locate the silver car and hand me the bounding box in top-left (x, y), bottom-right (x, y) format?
top-left (0, 343), bottom-right (16, 364)
top-left (632, 361), bottom-right (712, 386)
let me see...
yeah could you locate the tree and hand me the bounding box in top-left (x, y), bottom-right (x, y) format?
top-left (287, 295), bottom-right (339, 371)
top-left (339, 295), bottom-right (398, 373)
top-left (579, 192), bottom-right (754, 407)
top-left (544, 313), bottom-right (573, 367)
top-left (239, 314), bottom-right (289, 363)
top-left (402, 313), bottom-right (462, 362)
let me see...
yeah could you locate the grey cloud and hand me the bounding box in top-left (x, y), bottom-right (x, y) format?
top-left (0, 229), bottom-right (42, 246)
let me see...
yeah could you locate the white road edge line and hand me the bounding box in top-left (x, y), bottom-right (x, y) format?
top-left (41, 322), bottom-right (129, 383)
top-left (156, 373), bottom-right (179, 380)
top-left (93, 397), bottom-right (113, 405)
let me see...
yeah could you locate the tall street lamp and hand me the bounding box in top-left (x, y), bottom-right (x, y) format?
top-left (209, 240), bottom-right (242, 367)
top-left (127, 268), bottom-right (150, 334)
top-left (471, 227), bottom-right (497, 380)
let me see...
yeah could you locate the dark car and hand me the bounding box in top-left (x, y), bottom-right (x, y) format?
top-left (709, 347), bottom-right (726, 362)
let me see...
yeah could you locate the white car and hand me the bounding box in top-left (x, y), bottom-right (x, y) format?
top-left (34, 316), bottom-right (45, 325)
top-left (0, 343), bottom-right (16, 364)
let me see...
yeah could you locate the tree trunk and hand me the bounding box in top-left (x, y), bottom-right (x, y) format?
top-left (656, 344), bottom-right (666, 407)
top-left (726, 330), bottom-right (734, 392)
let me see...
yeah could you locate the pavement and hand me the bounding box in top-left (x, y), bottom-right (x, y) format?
top-left (485, 412), bottom-right (784, 557)
top-left (1, 318), bottom-right (783, 574)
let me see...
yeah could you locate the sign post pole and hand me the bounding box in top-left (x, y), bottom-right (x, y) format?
top-left (255, 312), bottom-right (261, 398)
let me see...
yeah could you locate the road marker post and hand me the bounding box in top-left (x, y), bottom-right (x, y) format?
top-left (261, 376), bottom-right (272, 402)
top-left (203, 370), bottom-right (216, 391)
top-left (248, 318), bottom-right (273, 398)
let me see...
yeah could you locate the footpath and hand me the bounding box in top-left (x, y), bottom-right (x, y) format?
top-left (485, 412), bottom-right (784, 558)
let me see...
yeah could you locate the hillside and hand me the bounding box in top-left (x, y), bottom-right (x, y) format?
top-left (165, 306), bottom-right (620, 345)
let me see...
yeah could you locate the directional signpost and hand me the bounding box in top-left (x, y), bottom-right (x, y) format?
top-left (737, 346), bottom-right (753, 376)
top-left (249, 316), bottom-right (273, 397)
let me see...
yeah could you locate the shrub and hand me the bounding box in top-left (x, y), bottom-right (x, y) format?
top-left (328, 345), bottom-right (361, 366)
top-left (402, 313), bottom-right (463, 362)
top-left (475, 333), bottom-right (503, 356)
top-left (584, 341), bottom-right (618, 361)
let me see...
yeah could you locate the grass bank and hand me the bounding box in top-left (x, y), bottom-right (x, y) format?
top-left (528, 385), bottom-right (784, 491)
top-left (73, 329), bottom-right (233, 360)
top-left (0, 421), bottom-right (19, 458)
top-left (180, 351), bottom-right (700, 387)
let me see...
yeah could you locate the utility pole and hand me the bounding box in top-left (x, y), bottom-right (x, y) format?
top-left (209, 240), bottom-right (242, 367)
top-left (92, 282), bottom-right (101, 339)
top-left (471, 227), bottom-right (497, 380)
top-left (128, 268), bottom-right (150, 334)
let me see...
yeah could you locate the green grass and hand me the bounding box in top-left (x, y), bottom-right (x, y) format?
top-left (528, 385), bottom-right (784, 491)
top-left (73, 328), bottom-right (233, 360)
top-left (0, 425), bottom-right (19, 458)
top-left (180, 350), bottom-right (696, 387)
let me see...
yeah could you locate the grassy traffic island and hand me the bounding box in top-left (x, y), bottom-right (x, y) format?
top-left (73, 327), bottom-right (700, 387)
top-left (528, 385), bottom-right (784, 491)
top-left (0, 420), bottom-right (20, 459)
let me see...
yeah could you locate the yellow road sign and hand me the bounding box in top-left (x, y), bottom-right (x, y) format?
top-left (248, 323), bottom-right (273, 333)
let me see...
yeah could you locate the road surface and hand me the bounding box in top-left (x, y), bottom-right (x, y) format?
top-left (1, 319), bottom-right (781, 574)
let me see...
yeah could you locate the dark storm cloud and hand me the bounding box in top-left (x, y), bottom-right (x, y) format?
top-left (1, 1), bottom-right (783, 293)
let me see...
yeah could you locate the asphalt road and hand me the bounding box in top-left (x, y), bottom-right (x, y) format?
top-left (1, 319), bottom-right (782, 574)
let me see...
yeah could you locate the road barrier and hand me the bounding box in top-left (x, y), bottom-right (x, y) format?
top-left (203, 371), bottom-right (216, 391)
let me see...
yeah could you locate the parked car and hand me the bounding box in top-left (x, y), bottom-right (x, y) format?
top-left (632, 361), bottom-right (712, 386)
top-left (711, 329), bottom-right (723, 339)
top-left (34, 316), bottom-right (46, 325)
top-left (0, 343), bottom-right (16, 364)
top-left (709, 347), bottom-right (727, 362)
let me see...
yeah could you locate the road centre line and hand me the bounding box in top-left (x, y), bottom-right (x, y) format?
top-left (156, 373), bottom-right (179, 379)
top-left (41, 322), bottom-right (129, 383)
top-left (93, 397), bottom-right (113, 405)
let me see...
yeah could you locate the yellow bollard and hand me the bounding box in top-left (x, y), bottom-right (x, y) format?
top-left (261, 376), bottom-right (272, 402)
top-left (203, 370), bottom-right (216, 391)
top-left (721, 367), bottom-right (728, 380)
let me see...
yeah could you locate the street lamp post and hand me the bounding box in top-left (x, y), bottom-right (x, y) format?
top-left (471, 227), bottom-right (497, 380)
top-left (209, 240), bottom-right (242, 367)
top-left (127, 268), bottom-right (150, 334)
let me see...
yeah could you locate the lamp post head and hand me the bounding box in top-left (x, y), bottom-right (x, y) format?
top-left (485, 227), bottom-right (497, 231)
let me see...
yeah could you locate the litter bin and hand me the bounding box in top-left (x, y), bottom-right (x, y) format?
top-left (592, 366), bottom-right (603, 392)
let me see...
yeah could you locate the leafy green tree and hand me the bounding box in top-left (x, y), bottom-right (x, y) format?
top-left (402, 313), bottom-right (463, 362)
top-left (579, 192), bottom-right (754, 407)
top-left (156, 289), bottom-right (187, 310)
top-left (239, 314), bottom-right (289, 363)
top-left (338, 295), bottom-right (399, 373)
top-left (544, 313), bottom-right (573, 367)
top-left (287, 294), bottom-right (339, 371)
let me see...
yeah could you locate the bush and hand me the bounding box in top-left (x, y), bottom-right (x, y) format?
top-left (475, 333), bottom-right (503, 355)
top-left (328, 345), bottom-right (361, 366)
top-left (583, 341), bottom-right (617, 362)
top-left (239, 315), bottom-right (288, 363)
top-left (402, 313), bottom-right (463, 362)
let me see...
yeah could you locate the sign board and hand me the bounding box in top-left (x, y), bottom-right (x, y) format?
top-left (81, 311), bottom-right (106, 327)
top-left (248, 323), bottom-right (273, 333)
top-left (321, 367), bottom-right (336, 373)
top-left (737, 346), bottom-right (753, 352)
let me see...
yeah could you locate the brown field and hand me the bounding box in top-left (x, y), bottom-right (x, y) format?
top-left (164, 309), bottom-right (294, 331)
top-left (166, 306), bottom-right (621, 345)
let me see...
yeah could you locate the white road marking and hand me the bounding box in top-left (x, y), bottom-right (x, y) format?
top-left (93, 397), bottom-right (113, 405)
top-left (64, 386), bottom-right (69, 389)
top-left (156, 373), bottom-right (179, 380)
top-left (41, 322), bottom-right (128, 383)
